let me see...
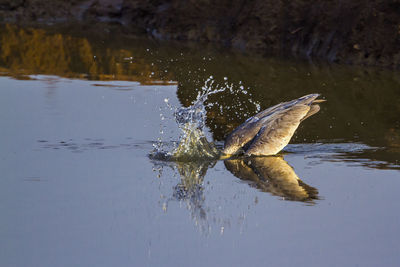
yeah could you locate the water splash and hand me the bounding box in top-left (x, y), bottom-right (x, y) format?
top-left (151, 76), bottom-right (224, 161)
top-left (150, 75), bottom-right (262, 161)
top-left (172, 77), bottom-right (227, 160)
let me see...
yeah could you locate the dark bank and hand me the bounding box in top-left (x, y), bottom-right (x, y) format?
top-left (1, 0), bottom-right (400, 68)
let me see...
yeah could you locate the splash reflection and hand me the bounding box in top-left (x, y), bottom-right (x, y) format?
top-left (154, 155), bottom-right (319, 234)
top-left (172, 161), bottom-right (216, 233)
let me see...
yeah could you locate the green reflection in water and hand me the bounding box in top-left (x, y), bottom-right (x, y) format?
top-left (1, 23), bottom-right (399, 169)
top-left (0, 24), bottom-right (174, 84)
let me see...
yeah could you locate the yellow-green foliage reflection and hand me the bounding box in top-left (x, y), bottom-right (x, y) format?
top-left (0, 24), bottom-right (173, 84)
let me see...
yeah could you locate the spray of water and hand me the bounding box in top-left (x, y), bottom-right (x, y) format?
top-left (172, 77), bottom-right (226, 160)
top-left (150, 76), bottom-right (222, 161)
top-left (150, 76), bottom-right (260, 162)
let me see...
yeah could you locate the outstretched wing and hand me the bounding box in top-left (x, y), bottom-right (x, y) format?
top-left (244, 104), bottom-right (310, 156)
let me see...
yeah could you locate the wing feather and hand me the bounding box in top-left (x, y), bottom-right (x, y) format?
top-left (244, 104), bottom-right (310, 156)
top-left (223, 94), bottom-right (322, 156)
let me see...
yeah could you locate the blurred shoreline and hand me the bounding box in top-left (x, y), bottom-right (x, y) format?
top-left (1, 0), bottom-right (399, 69)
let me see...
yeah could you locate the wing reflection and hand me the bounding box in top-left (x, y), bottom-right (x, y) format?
top-left (224, 156), bottom-right (319, 203)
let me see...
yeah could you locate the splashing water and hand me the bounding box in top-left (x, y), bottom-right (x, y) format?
top-left (150, 77), bottom-right (223, 161)
top-left (172, 77), bottom-right (228, 160)
top-left (151, 76), bottom-right (260, 161)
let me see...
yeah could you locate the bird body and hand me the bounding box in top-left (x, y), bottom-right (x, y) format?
top-left (222, 94), bottom-right (325, 157)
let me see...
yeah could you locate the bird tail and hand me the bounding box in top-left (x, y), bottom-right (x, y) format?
top-left (301, 104), bottom-right (321, 121)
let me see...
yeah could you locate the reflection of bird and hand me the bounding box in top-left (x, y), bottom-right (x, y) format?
top-left (224, 156), bottom-right (319, 203)
top-left (222, 94), bottom-right (325, 157)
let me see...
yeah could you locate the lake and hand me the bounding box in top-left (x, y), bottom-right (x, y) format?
top-left (1, 24), bottom-right (400, 267)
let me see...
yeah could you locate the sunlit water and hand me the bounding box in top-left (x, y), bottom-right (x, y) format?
top-left (1, 24), bottom-right (400, 267)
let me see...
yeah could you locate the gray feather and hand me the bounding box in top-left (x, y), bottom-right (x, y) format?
top-left (223, 94), bottom-right (324, 156)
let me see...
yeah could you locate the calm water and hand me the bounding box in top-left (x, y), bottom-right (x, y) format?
top-left (1, 24), bottom-right (400, 267)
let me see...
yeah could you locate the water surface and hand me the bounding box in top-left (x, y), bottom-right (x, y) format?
top-left (1, 24), bottom-right (400, 267)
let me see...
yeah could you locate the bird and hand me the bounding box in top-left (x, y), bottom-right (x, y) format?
top-left (221, 93), bottom-right (325, 158)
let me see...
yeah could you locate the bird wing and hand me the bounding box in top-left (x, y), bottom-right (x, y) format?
top-left (253, 93), bottom-right (320, 119)
top-left (222, 118), bottom-right (265, 155)
top-left (223, 94), bottom-right (321, 155)
top-left (244, 104), bottom-right (310, 156)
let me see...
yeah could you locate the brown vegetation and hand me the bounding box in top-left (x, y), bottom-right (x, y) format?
top-left (0, 24), bottom-right (173, 83)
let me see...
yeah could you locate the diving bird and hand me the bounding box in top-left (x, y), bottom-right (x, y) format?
top-left (222, 93), bottom-right (325, 157)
